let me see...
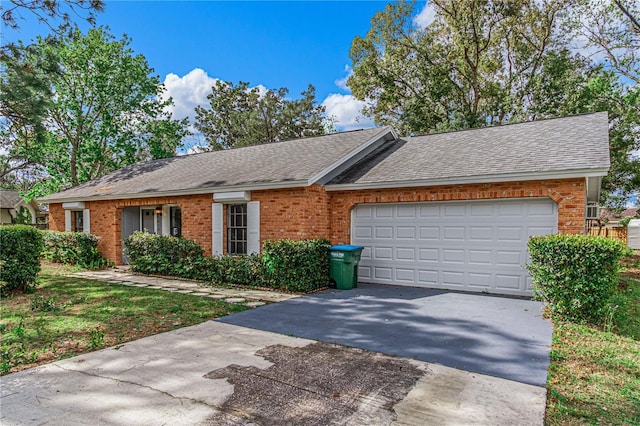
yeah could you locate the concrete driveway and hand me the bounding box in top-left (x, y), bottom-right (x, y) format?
top-left (1, 321), bottom-right (547, 425)
top-left (220, 284), bottom-right (553, 387)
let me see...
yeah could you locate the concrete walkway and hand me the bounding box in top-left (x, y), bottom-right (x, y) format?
top-left (0, 321), bottom-right (546, 425)
top-left (72, 269), bottom-right (297, 305)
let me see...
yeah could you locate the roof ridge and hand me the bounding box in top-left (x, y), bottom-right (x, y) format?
top-left (405, 111), bottom-right (608, 139)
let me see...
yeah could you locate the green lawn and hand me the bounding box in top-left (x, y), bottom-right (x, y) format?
top-left (545, 254), bottom-right (640, 425)
top-left (0, 264), bottom-right (249, 375)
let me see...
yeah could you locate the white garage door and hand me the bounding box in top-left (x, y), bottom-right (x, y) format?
top-left (352, 198), bottom-right (558, 296)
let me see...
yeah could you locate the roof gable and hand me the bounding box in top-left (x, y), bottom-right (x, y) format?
top-left (328, 112), bottom-right (610, 188)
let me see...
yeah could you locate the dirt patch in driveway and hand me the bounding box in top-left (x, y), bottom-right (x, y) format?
top-left (204, 342), bottom-right (424, 425)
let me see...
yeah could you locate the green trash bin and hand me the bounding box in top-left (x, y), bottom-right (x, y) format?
top-left (329, 245), bottom-right (365, 290)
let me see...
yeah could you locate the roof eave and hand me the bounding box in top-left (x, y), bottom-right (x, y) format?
top-left (324, 168), bottom-right (610, 191)
top-left (38, 180), bottom-right (309, 204)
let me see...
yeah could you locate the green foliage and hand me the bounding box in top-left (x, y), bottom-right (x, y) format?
top-left (1, 26), bottom-right (189, 197)
top-left (0, 225), bottom-right (44, 296)
top-left (124, 232), bottom-right (330, 292)
top-left (123, 231), bottom-right (204, 277)
top-left (527, 234), bottom-right (631, 323)
top-left (11, 206), bottom-right (33, 224)
top-left (194, 80), bottom-right (332, 150)
top-left (262, 239), bottom-right (331, 292)
top-left (197, 254), bottom-right (264, 286)
top-left (42, 230), bottom-right (111, 269)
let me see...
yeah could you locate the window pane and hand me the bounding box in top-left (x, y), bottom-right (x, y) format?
top-left (227, 204), bottom-right (248, 255)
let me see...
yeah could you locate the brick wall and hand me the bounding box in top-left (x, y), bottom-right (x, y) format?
top-left (48, 178), bottom-right (585, 264)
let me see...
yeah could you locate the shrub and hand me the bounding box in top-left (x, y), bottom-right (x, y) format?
top-left (262, 238), bottom-right (331, 292)
top-left (124, 231), bottom-right (204, 277)
top-left (0, 225), bottom-right (44, 295)
top-left (42, 231), bottom-right (111, 269)
top-left (197, 254), bottom-right (264, 286)
top-left (125, 232), bottom-right (330, 293)
top-left (527, 234), bottom-right (631, 323)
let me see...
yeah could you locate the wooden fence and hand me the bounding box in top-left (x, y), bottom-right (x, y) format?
top-left (585, 219), bottom-right (627, 243)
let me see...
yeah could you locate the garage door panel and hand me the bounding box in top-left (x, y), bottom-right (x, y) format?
top-left (375, 226), bottom-right (393, 239)
top-left (468, 249), bottom-right (492, 264)
top-left (495, 250), bottom-right (522, 266)
top-left (468, 272), bottom-right (492, 288)
top-left (443, 249), bottom-right (465, 263)
top-left (418, 269), bottom-right (438, 284)
top-left (444, 226), bottom-right (465, 240)
top-left (395, 268), bottom-right (415, 282)
top-left (469, 226), bottom-right (493, 241)
top-left (396, 247), bottom-right (416, 261)
top-left (420, 226), bottom-right (440, 239)
top-left (374, 267), bottom-right (393, 280)
top-left (396, 226), bottom-right (416, 239)
top-left (352, 199), bottom-right (558, 296)
top-left (442, 271), bottom-right (465, 286)
top-left (374, 247), bottom-right (393, 260)
top-left (354, 226), bottom-right (373, 239)
top-left (496, 274), bottom-right (522, 291)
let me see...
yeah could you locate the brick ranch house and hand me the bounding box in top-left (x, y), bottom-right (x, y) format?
top-left (41, 112), bottom-right (610, 296)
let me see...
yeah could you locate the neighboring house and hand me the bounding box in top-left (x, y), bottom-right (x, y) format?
top-left (0, 190), bottom-right (38, 225)
top-left (600, 208), bottom-right (639, 226)
top-left (41, 112), bottom-right (610, 296)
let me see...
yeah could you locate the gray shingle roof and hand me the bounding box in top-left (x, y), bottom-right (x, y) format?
top-left (40, 127), bottom-right (393, 202)
top-left (329, 112), bottom-right (610, 187)
top-left (0, 190), bottom-right (23, 209)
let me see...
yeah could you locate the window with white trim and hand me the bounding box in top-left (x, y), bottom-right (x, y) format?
top-left (227, 204), bottom-right (247, 255)
top-left (73, 210), bottom-right (84, 232)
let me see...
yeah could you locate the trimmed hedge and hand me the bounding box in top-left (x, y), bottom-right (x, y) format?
top-left (263, 239), bottom-right (330, 292)
top-left (43, 231), bottom-right (111, 269)
top-left (124, 231), bottom-right (204, 277)
top-left (0, 225), bottom-right (44, 295)
top-left (527, 234), bottom-right (631, 323)
top-left (123, 232), bottom-right (331, 292)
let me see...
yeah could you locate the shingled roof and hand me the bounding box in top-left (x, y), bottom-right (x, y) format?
top-left (327, 112), bottom-right (610, 188)
top-left (40, 112), bottom-right (610, 202)
top-left (0, 190), bottom-right (24, 209)
top-left (40, 127), bottom-right (395, 202)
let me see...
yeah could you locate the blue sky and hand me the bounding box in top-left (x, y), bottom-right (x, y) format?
top-left (4, 1), bottom-right (430, 133)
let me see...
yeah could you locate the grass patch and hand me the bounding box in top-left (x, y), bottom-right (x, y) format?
top-left (545, 253), bottom-right (640, 425)
top-left (0, 264), bottom-right (249, 375)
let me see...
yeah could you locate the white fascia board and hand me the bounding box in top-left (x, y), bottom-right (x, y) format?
top-left (39, 180), bottom-right (308, 204)
top-left (308, 127), bottom-right (399, 185)
top-left (324, 168), bottom-right (610, 191)
top-left (213, 191), bottom-right (251, 202)
top-left (62, 201), bottom-right (85, 210)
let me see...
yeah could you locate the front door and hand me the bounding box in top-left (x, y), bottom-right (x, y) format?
top-left (121, 206), bottom-right (141, 263)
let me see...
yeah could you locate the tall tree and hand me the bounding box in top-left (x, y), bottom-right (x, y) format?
top-left (194, 81), bottom-right (331, 150)
top-left (566, 0), bottom-right (639, 85)
top-left (1, 26), bottom-right (189, 198)
top-left (348, 0), bottom-right (567, 134)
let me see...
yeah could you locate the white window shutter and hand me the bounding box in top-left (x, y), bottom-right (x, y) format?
top-left (82, 209), bottom-right (91, 234)
top-left (212, 203), bottom-right (223, 255)
top-left (247, 201), bottom-right (261, 254)
top-left (65, 210), bottom-right (72, 232)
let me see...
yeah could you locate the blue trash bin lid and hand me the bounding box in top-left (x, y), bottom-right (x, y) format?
top-left (329, 245), bottom-right (365, 251)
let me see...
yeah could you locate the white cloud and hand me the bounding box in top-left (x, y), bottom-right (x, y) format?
top-left (413, 1), bottom-right (436, 29)
top-left (162, 68), bottom-right (219, 121)
top-left (322, 94), bottom-right (375, 131)
top-left (335, 65), bottom-right (353, 92)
